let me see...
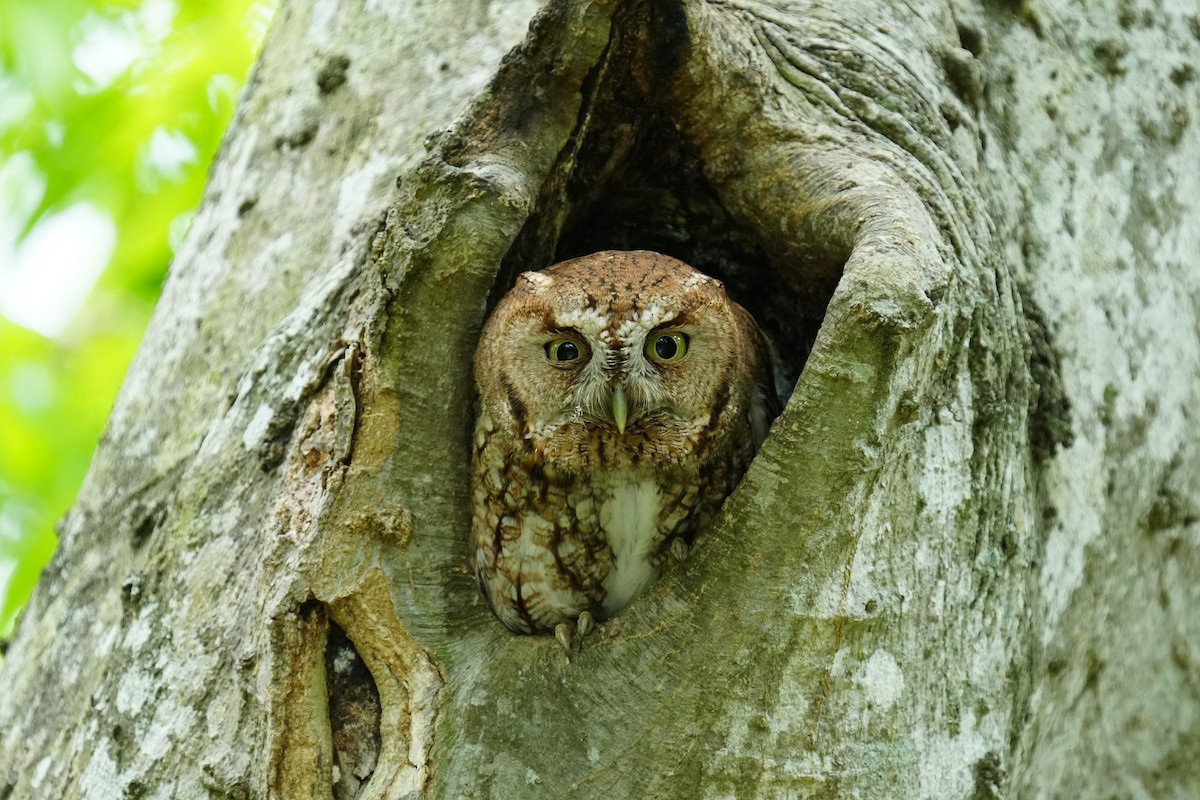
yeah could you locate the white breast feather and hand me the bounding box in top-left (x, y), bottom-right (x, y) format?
top-left (599, 479), bottom-right (663, 615)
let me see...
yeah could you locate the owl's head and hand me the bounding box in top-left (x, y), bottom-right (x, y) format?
top-left (475, 251), bottom-right (773, 472)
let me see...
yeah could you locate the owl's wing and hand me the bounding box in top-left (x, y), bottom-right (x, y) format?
top-left (749, 327), bottom-right (781, 449)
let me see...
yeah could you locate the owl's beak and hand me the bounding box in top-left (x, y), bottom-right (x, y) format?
top-left (611, 385), bottom-right (629, 434)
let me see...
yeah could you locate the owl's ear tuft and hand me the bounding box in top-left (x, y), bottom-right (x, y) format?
top-left (518, 271), bottom-right (553, 291)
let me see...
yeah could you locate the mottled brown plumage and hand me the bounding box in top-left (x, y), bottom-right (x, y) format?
top-left (471, 250), bottom-right (776, 635)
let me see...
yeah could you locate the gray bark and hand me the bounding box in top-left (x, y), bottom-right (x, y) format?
top-left (1, 0), bottom-right (1197, 798)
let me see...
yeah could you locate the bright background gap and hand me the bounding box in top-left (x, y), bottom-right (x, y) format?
top-left (0, 0), bottom-right (277, 642)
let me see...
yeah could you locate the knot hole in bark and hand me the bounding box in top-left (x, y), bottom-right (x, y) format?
top-left (326, 622), bottom-right (382, 800)
top-left (268, 601), bottom-right (383, 800)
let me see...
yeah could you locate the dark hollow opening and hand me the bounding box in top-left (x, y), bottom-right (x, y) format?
top-left (495, 8), bottom-right (843, 403)
top-left (326, 622), bottom-right (381, 800)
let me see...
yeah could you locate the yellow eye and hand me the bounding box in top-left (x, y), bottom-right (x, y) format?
top-left (545, 338), bottom-right (588, 366)
top-left (645, 331), bottom-right (689, 363)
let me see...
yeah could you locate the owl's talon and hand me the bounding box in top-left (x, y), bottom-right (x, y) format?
top-left (554, 623), bottom-right (573, 652)
top-left (554, 613), bottom-right (595, 654)
top-left (670, 537), bottom-right (690, 563)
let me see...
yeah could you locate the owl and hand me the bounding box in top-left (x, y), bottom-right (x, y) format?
top-left (471, 250), bottom-right (777, 642)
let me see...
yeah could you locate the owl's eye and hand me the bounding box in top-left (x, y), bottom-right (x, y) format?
top-left (645, 332), bottom-right (689, 363)
top-left (545, 338), bottom-right (588, 366)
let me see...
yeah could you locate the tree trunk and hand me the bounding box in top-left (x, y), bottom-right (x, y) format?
top-left (2, 0), bottom-right (1197, 797)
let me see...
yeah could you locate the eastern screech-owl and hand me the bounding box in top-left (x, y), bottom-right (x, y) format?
top-left (471, 250), bottom-right (777, 637)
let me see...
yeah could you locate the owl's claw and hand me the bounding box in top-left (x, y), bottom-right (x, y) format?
top-left (670, 537), bottom-right (690, 563)
top-left (554, 623), bottom-right (573, 652)
top-left (554, 611), bottom-right (596, 655)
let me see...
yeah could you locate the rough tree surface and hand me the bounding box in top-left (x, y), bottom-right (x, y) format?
top-left (2, 0), bottom-right (1197, 798)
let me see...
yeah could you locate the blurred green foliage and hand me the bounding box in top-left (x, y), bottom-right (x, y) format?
top-left (0, 0), bottom-right (274, 639)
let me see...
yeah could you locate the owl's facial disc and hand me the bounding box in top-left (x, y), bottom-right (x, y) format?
top-left (526, 287), bottom-right (717, 440)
